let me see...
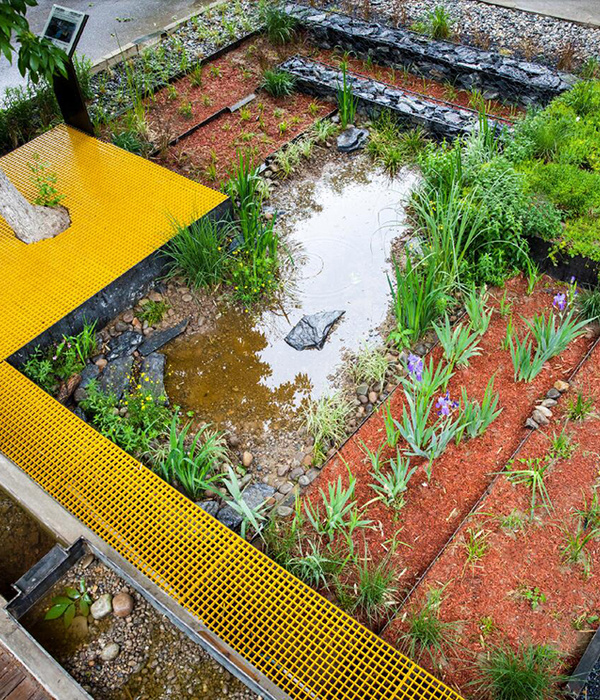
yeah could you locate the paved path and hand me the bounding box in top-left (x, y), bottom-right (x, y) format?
top-left (478, 0), bottom-right (600, 27)
top-left (0, 0), bottom-right (211, 97)
top-left (0, 644), bottom-right (52, 700)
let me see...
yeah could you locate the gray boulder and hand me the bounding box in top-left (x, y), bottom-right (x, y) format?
top-left (138, 319), bottom-right (188, 356)
top-left (337, 126), bottom-right (369, 153)
top-left (98, 356), bottom-right (133, 399)
top-left (74, 363), bottom-right (100, 403)
top-left (285, 310), bottom-right (345, 350)
top-left (141, 353), bottom-right (167, 402)
top-left (106, 331), bottom-right (143, 361)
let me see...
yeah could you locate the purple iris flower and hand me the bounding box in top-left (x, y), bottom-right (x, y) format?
top-left (436, 391), bottom-right (458, 417)
top-left (407, 353), bottom-right (423, 382)
top-left (553, 292), bottom-right (566, 312)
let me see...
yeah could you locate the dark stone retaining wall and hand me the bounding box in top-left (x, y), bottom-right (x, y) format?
top-left (9, 200), bottom-right (232, 367)
top-left (280, 56), bottom-right (483, 139)
top-left (285, 2), bottom-right (576, 106)
top-left (527, 235), bottom-right (600, 288)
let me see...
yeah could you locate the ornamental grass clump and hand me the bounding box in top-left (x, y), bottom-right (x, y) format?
top-left (474, 643), bottom-right (564, 700)
top-left (304, 392), bottom-right (353, 464)
top-left (337, 62), bottom-right (357, 129)
top-left (154, 414), bottom-right (228, 501)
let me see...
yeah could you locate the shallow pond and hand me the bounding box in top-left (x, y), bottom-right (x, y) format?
top-left (0, 488), bottom-right (56, 599)
top-left (164, 157), bottom-right (417, 463)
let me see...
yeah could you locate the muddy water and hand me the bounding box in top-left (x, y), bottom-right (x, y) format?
top-left (165, 159), bottom-right (418, 440)
top-left (0, 489), bottom-right (56, 599)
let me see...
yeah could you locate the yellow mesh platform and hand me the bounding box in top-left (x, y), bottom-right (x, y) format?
top-left (0, 125), bottom-right (226, 360)
top-left (0, 361), bottom-right (463, 700)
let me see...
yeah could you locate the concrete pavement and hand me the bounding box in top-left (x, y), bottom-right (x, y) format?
top-left (0, 0), bottom-right (211, 96)
top-left (478, 0), bottom-right (600, 27)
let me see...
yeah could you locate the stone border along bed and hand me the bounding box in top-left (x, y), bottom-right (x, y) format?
top-left (284, 2), bottom-right (576, 106)
top-left (280, 56), bottom-right (490, 139)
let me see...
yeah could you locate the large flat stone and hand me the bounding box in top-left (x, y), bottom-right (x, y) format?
top-left (138, 319), bottom-right (188, 356)
top-left (97, 356), bottom-right (134, 399)
top-left (285, 310), bottom-right (345, 351)
top-left (106, 331), bottom-right (143, 361)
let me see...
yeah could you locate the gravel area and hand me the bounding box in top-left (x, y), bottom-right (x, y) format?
top-left (584, 657), bottom-right (600, 699)
top-left (323, 0), bottom-right (600, 69)
top-left (23, 554), bottom-right (259, 700)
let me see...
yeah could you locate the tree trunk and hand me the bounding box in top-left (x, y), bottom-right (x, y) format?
top-left (0, 166), bottom-right (70, 244)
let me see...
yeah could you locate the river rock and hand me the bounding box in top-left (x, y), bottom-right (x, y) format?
top-left (242, 451), bottom-right (253, 468)
top-left (546, 388), bottom-right (561, 400)
top-left (138, 319), bottom-right (188, 356)
top-left (532, 409), bottom-right (550, 426)
top-left (101, 642), bottom-right (120, 662)
top-left (90, 593), bottom-right (113, 620)
top-left (196, 500), bottom-right (220, 517)
top-left (554, 380), bottom-right (570, 392)
top-left (106, 331), bottom-right (144, 361)
top-left (69, 615), bottom-right (89, 640)
top-left (525, 417), bottom-right (539, 430)
top-left (285, 310), bottom-right (345, 351)
top-left (112, 592), bottom-right (134, 618)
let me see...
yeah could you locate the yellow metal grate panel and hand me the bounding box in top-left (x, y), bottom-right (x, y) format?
top-left (0, 361), bottom-right (464, 700)
top-left (0, 125), bottom-right (226, 360)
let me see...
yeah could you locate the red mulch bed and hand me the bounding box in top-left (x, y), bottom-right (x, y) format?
top-left (304, 276), bottom-right (594, 612)
top-left (145, 47), bottom-right (263, 140)
top-left (302, 47), bottom-right (522, 122)
top-left (157, 92), bottom-right (330, 186)
top-left (383, 338), bottom-right (600, 695)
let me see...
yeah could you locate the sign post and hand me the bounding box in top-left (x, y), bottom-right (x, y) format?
top-left (42, 5), bottom-right (94, 136)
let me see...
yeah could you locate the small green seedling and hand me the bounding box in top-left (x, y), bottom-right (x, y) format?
top-left (45, 578), bottom-right (92, 627)
top-left (518, 585), bottom-right (546, 610)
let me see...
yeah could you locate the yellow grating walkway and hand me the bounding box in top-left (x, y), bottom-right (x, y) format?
top-left (0, 125), bottom-right (226, 360)
top-left (0, 360), bottom-right (463, 700)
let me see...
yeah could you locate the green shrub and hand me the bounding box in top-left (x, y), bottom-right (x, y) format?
top-left (22, 321), bottom-right (98, 395)
top-left (261, 69), bottom-right (296, 98)
top-left (81, 381), bottom-right (172, 458)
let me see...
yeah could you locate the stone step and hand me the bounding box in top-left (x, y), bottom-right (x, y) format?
top-left (285, 2), bottom-right (576, 106)
top-left (280, 56), bottom-right (489, 139)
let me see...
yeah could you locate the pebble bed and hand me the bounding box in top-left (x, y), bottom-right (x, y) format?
top-left (322, 0), bottom-right (600, 68)
top-left (586, 660), bottom-right (600, 700)
top-left (90, 0), bottom-right (262, 122)
top-left (25, 555), bottom-right (258, 699)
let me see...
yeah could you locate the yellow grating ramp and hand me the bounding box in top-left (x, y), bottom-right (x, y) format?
top-left (0, 360), bottom-right (464, 700)
top-left (0, 125), bottom-right (226, 360)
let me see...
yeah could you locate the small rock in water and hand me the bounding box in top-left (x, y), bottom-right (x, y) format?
top-left (90, 593), bottom-right (113, 620)
top-left (69, 615), bottom-right (89, 639)
top-left (337, 126), bottom-right (369, 153)
top-left (112, 592), bottom-right (134, 618)
top-left (285, 310), bottom-right (345, 351)
top-left (101, 642), bottom-right (120, 662)
top-left (554, 380), bottom-right (570, 393)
